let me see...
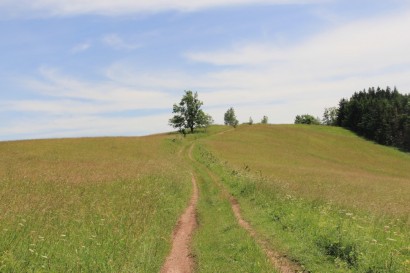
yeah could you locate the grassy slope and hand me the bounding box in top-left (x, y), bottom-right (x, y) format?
top-left (206, 124), bottom-right (410, 217)
top-left (199, 124), bottom-right (410, 272)
top-left (0, 135), bottom-right (191, 272)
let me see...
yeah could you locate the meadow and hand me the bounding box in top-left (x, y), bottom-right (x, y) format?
top-left (1, 125), bottom-right (409, 272)
top-left (0, 135), bottom-right (192, 272)
top-left (196, 124), bottom-right (410, 272)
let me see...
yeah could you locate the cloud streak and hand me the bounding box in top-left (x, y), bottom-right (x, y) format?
top-left (102, 34), bottom-right (141, 50)
top-left (71, 42), bottom-right (91, 53)
top-left (0, 0), bottom-right (328, 17)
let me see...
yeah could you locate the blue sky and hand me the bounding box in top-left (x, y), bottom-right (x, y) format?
top-left (1, 0), bottom-right (410, 141)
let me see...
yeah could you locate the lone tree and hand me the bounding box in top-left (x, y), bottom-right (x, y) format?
top-left (261, 115), bottom-right (268, 124)
top-left (169, 90), bottom-right (212, 134)
top-left (224, 107), bottom-right (239, 128)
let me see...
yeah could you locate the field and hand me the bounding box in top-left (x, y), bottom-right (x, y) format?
top-left (0, 136), bottom-right (192, 272)
top-left (196, 124), bottom-right (410, 272)
top-left (1, 125), bottom-right (409, 272)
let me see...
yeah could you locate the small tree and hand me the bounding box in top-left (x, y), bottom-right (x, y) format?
top-left (224, 107), bottom-right (239, 128)
top-left (322, 107), bottom-right (338, 126)
top-left (294, 114), bottom-right (321, 125)
top-left (261, 115), bottom-right (268, 124)
top-left (169, 90), bottom-right (212, 134)
top-left (248, 117), bottom-right (253, 125)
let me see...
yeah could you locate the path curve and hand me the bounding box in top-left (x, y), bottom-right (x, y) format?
top-left (160, 174), bottom-right (199, 273)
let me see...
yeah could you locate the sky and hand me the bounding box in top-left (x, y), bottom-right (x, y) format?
top-left (1, 0), bottom-right (410, 141)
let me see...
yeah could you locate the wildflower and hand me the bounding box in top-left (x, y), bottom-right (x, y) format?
top-left (387, 238), bottom-right (396, 242)
top-left (60, 234), bottom-right (66, 237)
top-left (345, 212), bottom-right (353, 216)
top-left (29, 249), bottom-right (34, 253)
top-left (41, 255), bottom-right (48, 259)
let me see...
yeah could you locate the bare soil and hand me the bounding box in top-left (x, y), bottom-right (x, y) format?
top-left (160, 175), bottom-right (199, 273)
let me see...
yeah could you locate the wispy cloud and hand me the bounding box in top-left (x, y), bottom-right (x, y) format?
top-left (102, 34), bottom-right (140, 50)
top-left (71, 41), bottom-right (91, 53)
top-left (185, 9), bottom-right (410, 95)
top-left (0, 0), bottom-right (329, 17)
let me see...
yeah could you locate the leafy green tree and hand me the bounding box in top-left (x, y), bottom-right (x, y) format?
top-left (224, 107), bottom-right (239, 128)
top-left (197, 111), bottom-right (214, 130)
top-left (322, 107), bottom-right (338, 126)
top-left (169, 90), bottom-right (212, 134)
top-left (294, 114), bottom-right (321, 125)
top-left (261, 115), bottom-right (268, 124)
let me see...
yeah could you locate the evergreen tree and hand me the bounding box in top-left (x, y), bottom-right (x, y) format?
top-left (336, 86), bottom-right (410, 151)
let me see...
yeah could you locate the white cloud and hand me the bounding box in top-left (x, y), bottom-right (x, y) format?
top-left (0, 0), bottom-right (328, 17)
top-left (71, 42), bottom-right (91, 53)
top-left (102, 34), bottom-right (140, 50)
top-left (184, 9), bottom-right (410, 103)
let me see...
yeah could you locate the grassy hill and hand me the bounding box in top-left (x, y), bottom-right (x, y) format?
top-left (204, 124), bottom-right (410, 217)
top-left (0, 125), bottom-right (409, 272)
top-left (196, 124), bottom-right (410, 272)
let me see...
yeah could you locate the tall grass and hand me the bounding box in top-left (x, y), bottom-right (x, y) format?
top-left (190, 154), bottom-right (276, 273)
top-left (198, 125), bottom-right (410, 272)
top-left (0, 135), bottom-right (191, 272)
top-left (206, 124), bottom-right (410, 218)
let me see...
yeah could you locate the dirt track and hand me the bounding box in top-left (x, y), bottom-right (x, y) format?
top-left (204, 168), bottom-right (304, 273)
top-left (161, 141), bottom-right (303, 273)
top-left (160, 175), bottom-right (198, 273)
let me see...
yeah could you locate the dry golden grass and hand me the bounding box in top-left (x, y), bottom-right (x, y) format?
top-left (205, 124), bottom-right (410, 218)
top-left (0, 134), bottom-right (191, 272)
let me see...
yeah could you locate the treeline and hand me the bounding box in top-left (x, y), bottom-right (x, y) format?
top-left (336, 87), bottom-right (410, 152)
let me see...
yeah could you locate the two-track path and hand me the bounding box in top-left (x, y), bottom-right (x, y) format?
top-left (160, 140), bottom-right (304, 273)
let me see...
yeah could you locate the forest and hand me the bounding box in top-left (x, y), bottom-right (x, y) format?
top-left (336, 87), bottom-right (410, 152)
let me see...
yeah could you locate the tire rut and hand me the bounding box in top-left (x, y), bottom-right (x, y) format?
top-left (201, 152), bottom-right (305, 273)
top-left (160, 174), bottom-right (199, 273)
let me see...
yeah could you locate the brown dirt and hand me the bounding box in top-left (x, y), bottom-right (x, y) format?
top-left (206, 168), bottom-right (305, 273)
top-left (160, 174), bottom-right (199, 273)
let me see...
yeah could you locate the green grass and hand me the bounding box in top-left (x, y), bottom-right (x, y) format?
top-left (197, 124), bottom-right (410, 272)
top-left (1, 125), bottom-right (409, 272)
top-left (205, 124), bottom-right (410, 218)
top-left (189, 147), bottom-right (275, 273)
top-left (0, 135), bottom-right (192, 272)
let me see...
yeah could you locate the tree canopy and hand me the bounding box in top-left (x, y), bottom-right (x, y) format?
top-left (169, 90), bottom-right (212, 134)
top-left (322, 107), bottom-right (338, 126)
top-left (294, 114), bottom-right (321, 125)
top-left (336, 86), bottom-right (410, 151)
top-left (261, 115), bottom-right (268, 124)
top-left (224, 107), bottom-right (239, 128)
